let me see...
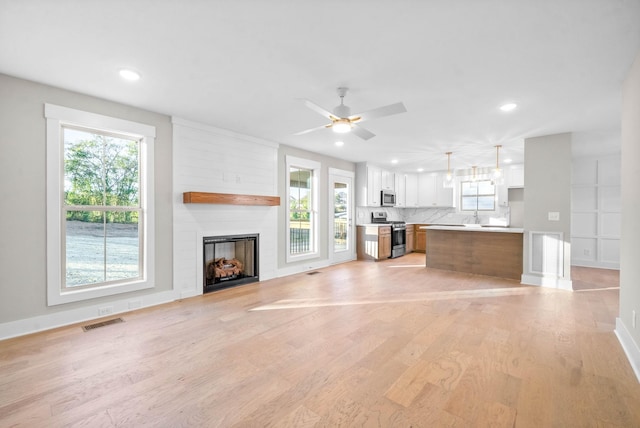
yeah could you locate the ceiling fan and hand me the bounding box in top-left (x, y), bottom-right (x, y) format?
top-left (295, 87), bottom-right (407, 140)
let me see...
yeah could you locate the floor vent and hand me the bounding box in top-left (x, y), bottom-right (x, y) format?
top-left (307, 271), bottom-right (321, 275)
top-left (82, 317), bottom-right (124, 332)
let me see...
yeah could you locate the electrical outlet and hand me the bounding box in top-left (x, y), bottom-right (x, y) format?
top-left (548, 211), bottom-right (560, 221)
top-left (98, 306), bottom-right (114, 316)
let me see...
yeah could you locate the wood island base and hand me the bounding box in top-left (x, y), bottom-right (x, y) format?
top-left (425, 228), bottom-right (523, 280)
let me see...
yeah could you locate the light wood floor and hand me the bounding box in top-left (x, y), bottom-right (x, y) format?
top-left (1, 253), bottom-right (638, 427)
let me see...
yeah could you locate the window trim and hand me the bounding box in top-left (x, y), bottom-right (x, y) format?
top-left (45, 104), bottom-right (156, 306)
top-left (460, 179), bottom-right (496, 212)
top-left (285, 155), bottom-right (320, 263)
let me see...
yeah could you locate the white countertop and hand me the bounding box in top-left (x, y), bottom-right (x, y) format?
top-left (420, 225), bottom-right (524, 233)
top-left (358, 223), bottom-right (392, 227)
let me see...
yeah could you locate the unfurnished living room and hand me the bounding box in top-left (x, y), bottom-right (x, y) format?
top-left (1, 1), bottom-right (640, 427)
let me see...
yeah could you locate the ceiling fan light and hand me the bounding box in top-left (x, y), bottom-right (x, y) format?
top-left (332, 119), bottom-right (351, 133)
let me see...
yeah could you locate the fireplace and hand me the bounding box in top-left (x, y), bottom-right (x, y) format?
top-left (203, 234), bottom-right (259, 293)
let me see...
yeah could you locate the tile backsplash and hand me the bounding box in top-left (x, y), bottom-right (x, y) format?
top-left (356, 206), bottom-right (510, 226)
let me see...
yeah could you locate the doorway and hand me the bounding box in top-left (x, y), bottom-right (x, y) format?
top-left (329, 168), bottom-right (355, 264)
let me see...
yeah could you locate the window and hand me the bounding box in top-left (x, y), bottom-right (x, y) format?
top-left (286, 156), bottom-right (320, 261)
top-left (461, 179), bottom-right (495, 211)
top-left (46, 104), bottom-right (155, 305)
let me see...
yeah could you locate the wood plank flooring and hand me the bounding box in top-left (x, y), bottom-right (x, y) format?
top-left (1, 253), bottom-right (638, 427)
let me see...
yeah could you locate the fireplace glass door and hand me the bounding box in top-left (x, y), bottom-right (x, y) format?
top-left (203, 234), bottom-right (258, 293)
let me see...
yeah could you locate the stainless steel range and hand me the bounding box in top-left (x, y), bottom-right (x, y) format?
top-left (371, 212), bottom-right (406, 258)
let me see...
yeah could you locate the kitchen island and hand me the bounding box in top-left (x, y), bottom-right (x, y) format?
top-left (421, 225), bottom-right (524, 280)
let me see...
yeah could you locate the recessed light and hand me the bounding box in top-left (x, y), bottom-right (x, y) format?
top-left (391, 159), bottom-right (398, 164)
top-left (119, 68), bottom-right (141, 81)
top-left (417, 168), bottom-right (424, 172)
top-left (499, 103), bottom-right (517, 112)
top-left (504, 158), bottom-right (513, 164)
top-left (334, 141), bottom-right (344, 147)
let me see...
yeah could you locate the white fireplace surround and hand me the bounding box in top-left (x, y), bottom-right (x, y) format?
top-left (172, 118), bottom-right (279, 299)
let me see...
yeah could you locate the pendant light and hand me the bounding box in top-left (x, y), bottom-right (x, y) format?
top-left (493, 145), bottom-right (502, 178)
top-left (493, 145), bottom-right (505, 185)
top-left (443, 152), bottom-right (454, 188)
top-left (471, 165), bottom-right (478, 182)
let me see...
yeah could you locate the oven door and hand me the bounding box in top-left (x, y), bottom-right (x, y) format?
top-left (390, 226), bottom-right (406, 258)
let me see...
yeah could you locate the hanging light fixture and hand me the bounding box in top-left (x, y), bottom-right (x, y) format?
top-left (471, 165), bottom-right (478, 182)
top-left (443, 152), bottom-right (454, 188)
top-left (493, 145), bottom-right (502, 179)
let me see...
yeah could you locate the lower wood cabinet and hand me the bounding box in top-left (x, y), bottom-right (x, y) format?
top-left (414, 224), bottom-right (428, 253)
top-left (357, 225), bottom-right (391, 260)
top-left (406, 224), bottom-right (415, 253)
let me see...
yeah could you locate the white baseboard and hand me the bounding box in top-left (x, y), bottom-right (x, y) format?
top-left (615, 318), bottom-right (640, 383)
top-left (521, 274), bottom-right (573, 291)
top-left (0, 290), bottom-right (178, 341)
top-left (571, 260), bottom-right (620, 270)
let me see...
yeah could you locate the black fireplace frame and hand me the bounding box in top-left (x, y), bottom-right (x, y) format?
top-left (203, 234), bottom-right (259, 293)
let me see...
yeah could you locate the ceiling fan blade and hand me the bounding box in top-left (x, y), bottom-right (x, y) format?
top-left (351, 124), bottom-right (376, 140)
top-left (299, 99), bottom-right (336, 120)
top-left (294, 123), bottom-right (331, 136)
top-left (351, 102), bottom-right (407, 123)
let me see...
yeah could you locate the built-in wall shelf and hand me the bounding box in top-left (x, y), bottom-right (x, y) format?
top-left (183, 192), bottom-right (280, 206)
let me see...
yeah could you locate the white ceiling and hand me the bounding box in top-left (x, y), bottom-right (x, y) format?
top-left (1, 0), bottom-right (639, 172)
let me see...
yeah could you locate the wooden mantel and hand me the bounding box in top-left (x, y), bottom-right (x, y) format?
top-left (183, 191), bottom-right (280, 206)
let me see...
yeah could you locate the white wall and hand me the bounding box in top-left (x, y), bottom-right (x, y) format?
top-left (617, 50), bottom-right (640, 381)
top-left (571, 154), bottom-right (621, 269)
top-left (172, 119), bottom-right (279, 298)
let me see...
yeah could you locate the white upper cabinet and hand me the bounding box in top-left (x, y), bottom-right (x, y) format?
top-left (507, 164), bottom-right (524, 188)
top-left (405, 173), bottom-right (419, 207)
top-left (395, 174), bottom-right (406, 207)
top-left (381, 170), bottom-right (395, 190)
top-left (417, 173), bottom-right (454, 207)
top-left (356, 162), bottom-right (395, 207)
top-left (418, 174), bottom-right (437, 206)
top-left (435, 175), bottom-right (454, 207)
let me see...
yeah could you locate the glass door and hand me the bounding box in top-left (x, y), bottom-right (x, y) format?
top-left (329, 169), bottom-right (355, 264)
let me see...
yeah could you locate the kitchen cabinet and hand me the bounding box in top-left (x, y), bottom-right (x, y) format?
top-left (381, 170), bottom-right (395, 190)
top-left (418, 174), bottom-right (437, 206)
top-left (368, 165), bottom-right (382, 206)
top-left (507, 165), bottom-right (524, 188)
top-left (435, 176), bottom-right (454, 207)
top-left (496, 164), bottom-right (524, 208)
top-left (418, 174), bottom-right (454, 207)
top-left (405, 173), bottom-right (419, 207)
top-left (406, 224), bottom-right (415, 252)
top-left (356, 225), bottom-right (391, 260)
top-left (415, 224), bottom-right (428, 253)
top-left (395, 174), bottom-right (406, 207)
top-left (379, 226), bottom-right (391, 259)
top-left (356, 162), bottom-right (396, 207)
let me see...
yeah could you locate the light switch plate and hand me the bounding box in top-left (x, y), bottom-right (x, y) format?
top-left (548, 212), bottom-right (560, 221)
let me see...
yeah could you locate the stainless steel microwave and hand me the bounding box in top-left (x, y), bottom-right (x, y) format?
top-left (381, 190), bottom-right (396, 206)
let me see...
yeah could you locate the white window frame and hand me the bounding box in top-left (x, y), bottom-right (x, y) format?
top-left (460, 179), bottom-right (496, 212)
top-left (45, 104), bottom-right (155, 306)
top-left (285, 156), bottom-right (320, 263)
